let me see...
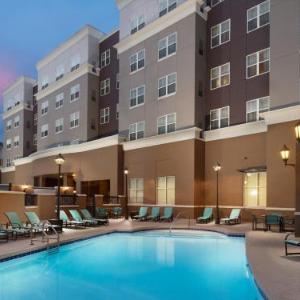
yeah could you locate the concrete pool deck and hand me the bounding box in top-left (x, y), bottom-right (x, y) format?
top-left (0, 219), bottom-right (298, 300)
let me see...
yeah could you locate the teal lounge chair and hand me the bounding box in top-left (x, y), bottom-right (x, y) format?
top-left (197, 208), bottom-right (213, 224)
top-left (0, 225), bottom-right (8, 242)
top-left (285, 233), bottom-right (300, 256)
top-left (220, 209), bottom-right (241, 225)
top-left (160, 207), bottom-right (173, 222)
top-left (60, 210), bottom-right (85, 227)
top-left (265, 213), bottom-right (282, 232)
top-left (132, 207), bottom-right (148, 221)
top-left (69, 209), bottom-right (97, 226)
top-left (4, 212), bottom-right (31, 238)
top-left (95, 207), bottom-right (109, 219)
top-left (25, 211), bottom-right (60, 232)
top-left (112, 207), bottom-right (122, 218)
top-left (147, 207), bottom-right (160, 221)
top-left (80, 209), bottom-right (108, 225)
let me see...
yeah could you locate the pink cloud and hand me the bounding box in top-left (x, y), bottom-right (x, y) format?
top-left (0, 67), bottom-right (16, 95)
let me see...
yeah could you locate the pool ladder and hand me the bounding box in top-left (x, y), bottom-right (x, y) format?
top-left (169, 211), bottom-right (191, 235)
top-left (30, 221), bottom-right (60, 252)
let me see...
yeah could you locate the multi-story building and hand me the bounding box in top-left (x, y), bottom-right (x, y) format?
top-left (1, 0), bottom-right (300, 225)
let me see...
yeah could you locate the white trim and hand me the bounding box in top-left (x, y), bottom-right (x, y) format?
top-left (204, 121), bottom-right (267, 142)
top-left (123, 127), bottom-right (201, 151)
top-left (115, 0), bottom-right (206, 54)
top-left (3, 77), bottom-right (36, 96)
top-left (3, 102), bottom-right (33, 120)
top-left (116, 0), bottom-right (134, 9)
top-left (1, 166), bottom-right (15, 173)
top-left (128, 203), bottom-right (203, 208)
top-left (294, 212), bottom-right (300, 215)
top-left (198, 205), bottom-right (294, 211)
top-left (261, 105), bottom-right (300, 125)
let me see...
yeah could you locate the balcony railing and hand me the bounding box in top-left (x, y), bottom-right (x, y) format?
top-left (60, 195), bottom-right (77, 206)
top-left (25, 194), bottom-right (38, 206)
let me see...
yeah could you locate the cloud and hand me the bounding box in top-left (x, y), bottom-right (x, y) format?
top-left (0, 67), bottom-right (16, 96)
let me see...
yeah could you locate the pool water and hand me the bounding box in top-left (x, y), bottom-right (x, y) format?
top-left (0, 230), bottom-right (263, 300)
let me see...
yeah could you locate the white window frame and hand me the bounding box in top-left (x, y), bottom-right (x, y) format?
top-left (158, 73), bottom-right (177, 99)
top-left (55, 93), bottom-right (64, 109)
top-left (158, 32), bottom-right (177, 61)
top-left (129, 178), bottom-right (144, 203)
top-left (156, 176), bottom-right (175, 205)
top-left (129, 121), bottom-right (145, 141)
top-left (70, 112), bottom-right (80, 129)
top-left (41, 77), bottom-right (49, 90)
top-left (159, 0), bottom-right (177, 17)
top-left (211, 19), bottom-right (231, 49)
top-left (55, 65), bottom-right (64, 81)
top-left (14, 136), bottom-right (19, 148)
top-left (246, 48), bottom-right (270, 79)
top-left (100, 78), bottom-right (111, 96)
top-left (41, 101), bottom-right (49, 116)
top-left (246, 96), bottom-right (270, 123)
top-left (210, 62), bottom-right (230, 90)
top-left (33, 133), bottom-right (37, 146)
top-left (41, 124), bottom-right (49, 138)
top-left (6, 120), bottom-right (12, 131)
top-left (130, 85), bottom-right (145, 108)
top-left (130, 15), bottom-right (145, 34)
top-left (210, 106), bottom-right (230, 130)
top-left (130, 49), bottom-right (145, 74)
top-left (247, 0), bottom-right (270, 33)
top-left (100, 49), bottom-right (111, 68)
top-left (70, 84), bottom-right (80, 102)
top-left (157, 113), bottom-right (176, 135)
top-left (70, 55), bottom-right (81, 72)
top-left (100, 107), bottom-right (110, 124)
top-left (211, 0), bottom-right (224, 7)
top-left (6, 139), bottom-right (12, 150)
top-left (55, 118), bottom-right (64, 134)
top-left (116, 73), bottom-right (120, 90)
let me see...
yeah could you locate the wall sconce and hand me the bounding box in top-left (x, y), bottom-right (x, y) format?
top-left (280, 144), bottom-right (295, 167)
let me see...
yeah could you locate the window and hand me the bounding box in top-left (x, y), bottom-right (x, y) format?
top-left (158, 73), bottom-right (177, 98)
top-left (55, 118), bottom-right (64, 133)
top-left (130, 49), bottom-right (145, 73)
top-left (41, 77), bottom-right (49, 90)
top-left (14, 115), bottom-right (20, 128)
top-left (246, 48), bottom-right (270, 79)
top-left (243, 172), bottom-right (266, 207)
top-left (100, 107), bottom-right (110, 124)
top-left (6, 158), bottom-right (12, 167)
top-left (14, 136), bottom-right (19, 147)
top-left (33, 134), bottom-right (37, 146)
top-left (246, 96), bottom-right (270, 122)
top-left (158, 32), bottom-right (177, 60)
top-left (6, 139), bottom-right (12, 150)
top-left (70, 84), bottom-right (80, 102)
top-left (100, 78), bottom-right (110, 96)
top-left (129, 121), bottom-right (145, 141)
top-left (56, 65), bottom-right (64, 81)
top-left (41, 101), bottom-right (48, 115)
top-left (6, 120), bottom-right (12, 131)
top-left (71, 55), bottom-right (80, 72)
top-left (116, 73), bottom-right (120, 89)
top-left (210, 106), bottom-right (230, 130)
top-left (157, 113), bottom-right (176, 135)
top-left (211, 19), bottom-right (230, 48)
top-left (34, 114), bottom-right (38, 126)
top-left (41, 124), bottom-right (48, 138)
top-left (159, 0), bottom-right (177, 17)
top-left (130, 85), bottom-right (145, 108)
top-left (130, 15), bottom-right (145, 34)
top-left (55, 93), bottom-right (64, 109)
top-left (101, 49), bottom-right (110, 68)
top-left (210, 62), bottom-right (230, 90)
top-left (70, 112), bottom-right (80, 128)
top-left (247, 0), bottom-right (270, 33)
top-left (156, 176), bottom-right (175, 205)
top-left (211, 0), bottom-right (224, 7)
top-left (129, 178), bottom-right (144, 203)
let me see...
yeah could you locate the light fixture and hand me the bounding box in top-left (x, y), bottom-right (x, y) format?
top-left (213, 162), bottom-right (221, 172)
top-left (54, 153), bottom-right (65, 166)
top-left (295, 122), bottom-right (300, 142)
top-left (124, 168), bottom-right (129, 175)
top-left (280, 144), bottom-right (290, 166)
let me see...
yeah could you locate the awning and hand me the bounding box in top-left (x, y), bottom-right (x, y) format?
top-left (238, 165), bottom-right (267, 173)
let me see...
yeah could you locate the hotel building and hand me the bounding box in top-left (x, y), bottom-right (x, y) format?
top-left (1, 0), bottom-right (300, 221)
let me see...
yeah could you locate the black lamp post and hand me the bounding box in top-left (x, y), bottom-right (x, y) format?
top-left (213, 162), bottom-right (221, 225)
top-left (124, 168), bottom-right (129, 220)
top-left (54, 153), bottom-right (65, 220)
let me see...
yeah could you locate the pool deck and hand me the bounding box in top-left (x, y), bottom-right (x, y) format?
top-left (0, 219), bottom-right (298, 300)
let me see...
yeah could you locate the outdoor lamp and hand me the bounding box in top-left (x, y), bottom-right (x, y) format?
top-left (124, 168), bottom-right (129, 175)
top-left (213, 162), bottom-right (221, 224)
top-left (213, 162), bottom-right (221, 172)
top-left (295, 122), bottom-right (300, 142)
top-left (280, 145), bottom-right (290, 166)
top-left (54, 153), bottom-right (65, 165)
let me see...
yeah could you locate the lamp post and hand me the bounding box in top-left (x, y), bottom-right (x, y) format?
top-left (213, 162), bottom-right (221, 225)
top-left (124, 168), bottom-right (129, 220)
top-left (54, 154), bottom-right (65, 220)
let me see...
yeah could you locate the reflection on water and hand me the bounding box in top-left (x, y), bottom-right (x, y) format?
top-left (156, 237), bottom-right (175, 267)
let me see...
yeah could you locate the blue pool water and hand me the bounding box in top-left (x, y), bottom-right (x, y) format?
top-left (0, 230), bottom-right (263, 300)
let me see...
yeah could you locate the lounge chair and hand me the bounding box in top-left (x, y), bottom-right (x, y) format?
top-left (160, 207), bottom-right (173, 222)
top-left (112, 207), bottom-right (122, 218)
top-left (69, 209), bottom-right (97, 226)
top-left (132, 207), bottom-right (148, 221)
top-left (25, 211), bottom-right (61, 233)
top-left (285, 233), bottom-right (300, 256)
top-left (60, 210), bottom-right (85, 228)
top-left (147, 207), bottom-right (160, 221)
top-left (95, 207), bottom-right (109, 219)
top-left (220, 209), bottom-right (241, 225)
top-left (80, 209), bottom-right (108, 225)
top-left (197, 207), bottom-right (213, 223)
top-left (0, 225), bottom-right (8, 242)
top-left (265, 213), bottom-right (282, 232)
top-left (4, 212), bottom-right (31, 238)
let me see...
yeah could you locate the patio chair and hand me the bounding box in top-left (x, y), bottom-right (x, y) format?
top-left (69, 209), bottom-right (97, 226)
top-left (220, 209), bottom-right (241, 225)
top-left (60, 210), bottom-right (85, 228)
top-left (265, 213), bottom-right (282, 232)
top-left (4, 212), bottom-right (31, 238)
top-left (95, 207), bottom-right (109, 219)
top-left (132, 207), bottom-right (148, 221)
top-left (25, 211), bottom-right (61, 233)
top-left (160, 207), bottom-right (174, 222)
top-left (80, 209), bottom-right (108, 225)
top-left (0, 225), bottom-right (8, 242)
top-left (146, 207), bottom-right (160, 221)
top-left (112, 207), bottom-right (122, 218)
top-left (285, 233), bottom-right (300, 256)
top-left (196, 208), bottom-right (213, 224)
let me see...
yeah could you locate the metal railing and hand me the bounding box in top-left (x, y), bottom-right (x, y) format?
top-left (25, 194), bottom-right (38, 206)
top-left (169, 211), bottom-right (191, 234)
top-left (60, 195), bottom-right (77, 205)
top-left (103, 196), bottom-right (121, 205)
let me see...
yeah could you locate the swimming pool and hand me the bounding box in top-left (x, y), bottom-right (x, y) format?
top-left (0, 230), bottom-right (263, 300)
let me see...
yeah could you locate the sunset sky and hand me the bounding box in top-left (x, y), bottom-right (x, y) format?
top-left (0, 0), bottom-right (119, 141)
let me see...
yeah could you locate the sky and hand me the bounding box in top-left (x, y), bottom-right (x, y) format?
top-left (0, 0), bottom-right (119, 141)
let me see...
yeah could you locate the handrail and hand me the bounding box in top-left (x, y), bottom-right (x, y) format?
top-left (169, 211), bottom-right (191, 234)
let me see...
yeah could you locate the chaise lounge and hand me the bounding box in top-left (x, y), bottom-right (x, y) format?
top-left (146, 207), bottom-right (160, 221)
top-left (60, 210), bottom-right (85, 228)
top-left (95, 207), bottom-right (109, 220)
top-left (132, 207), bottom-right (148, 221)
top-left (160, 207), bottom-right (173, 222)
top-left (285, 233), bottom-right (300, 256)
top-left (220, 208), bottom-right (241, 225)
top-left (69, 209), bottom-right (98, 226)
top-left (197, 207), bottom-right (213, 224)
top-left (4, 212), bottom-right (32, 238)
top-left (80, 209), bottom-right (108, 225)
